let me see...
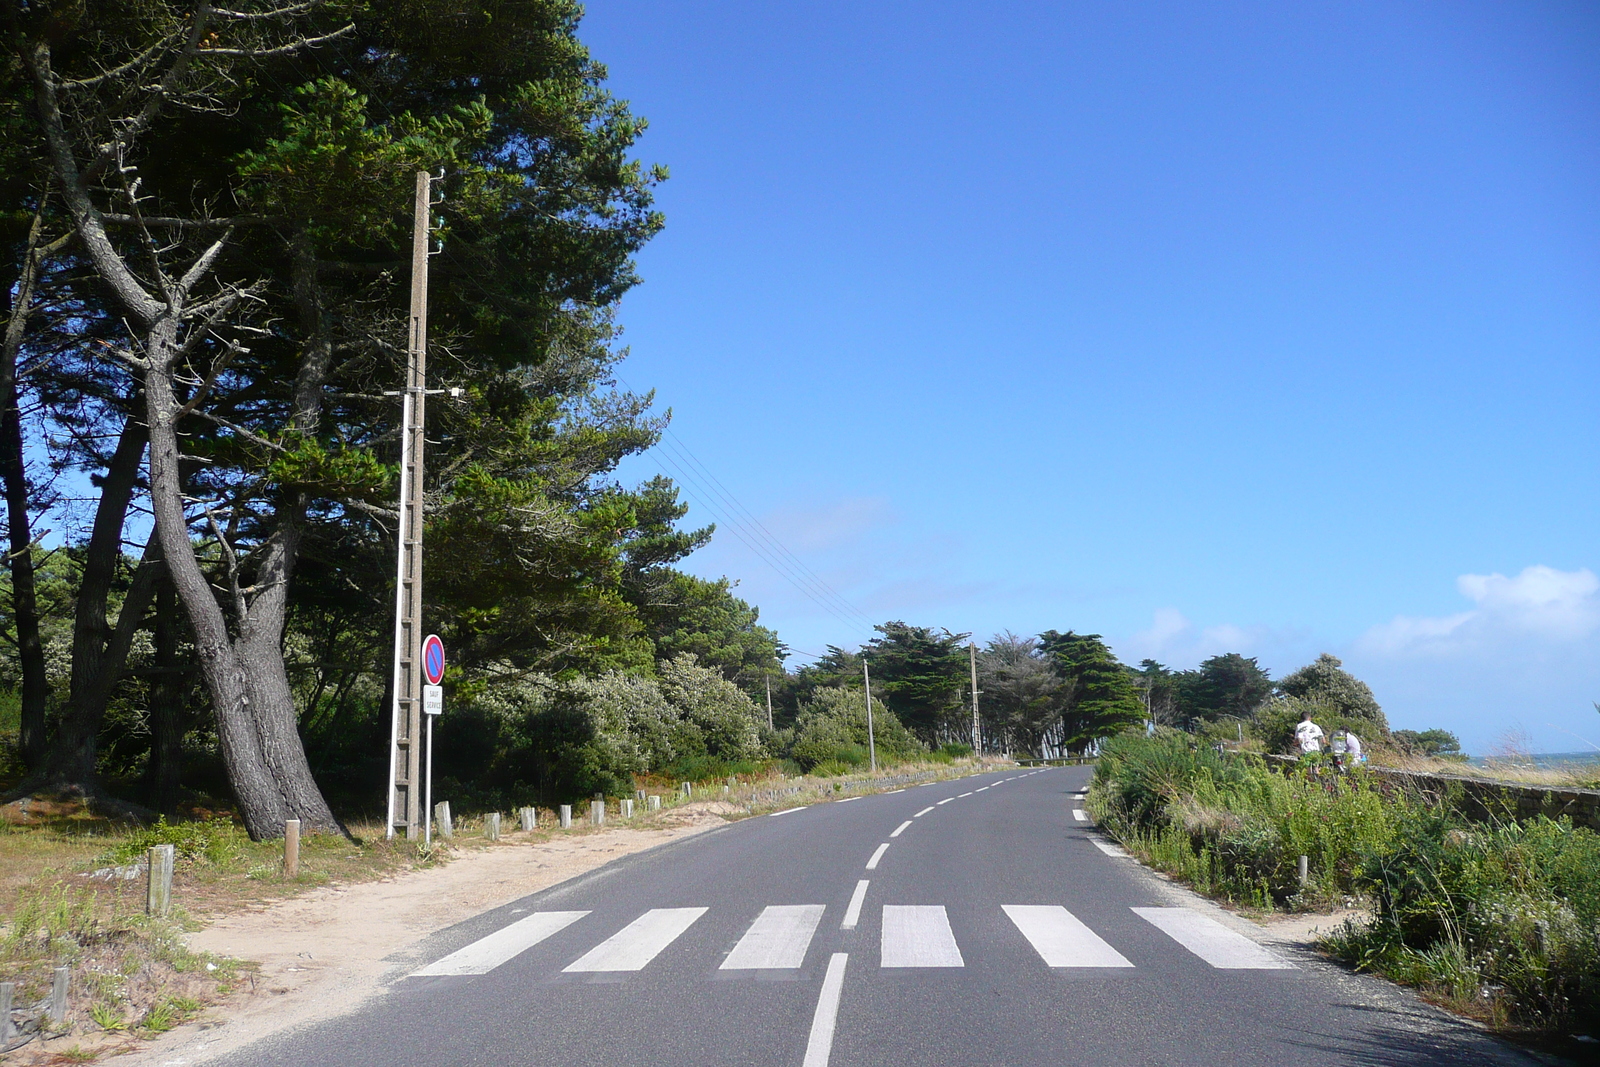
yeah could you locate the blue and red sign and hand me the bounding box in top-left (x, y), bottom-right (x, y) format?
top-left (422, 634), bottom-right (446, 686)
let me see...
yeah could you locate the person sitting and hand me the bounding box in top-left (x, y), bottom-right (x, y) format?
top-left (1294, 710), bottom-right (1325, 758)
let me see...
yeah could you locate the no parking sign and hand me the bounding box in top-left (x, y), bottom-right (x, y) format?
top-left (422, 634), bottom-right (445, 715)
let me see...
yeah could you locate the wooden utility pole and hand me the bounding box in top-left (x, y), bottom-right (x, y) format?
top-left (863, 660), bottom-right (877, 772)
top-left (969, 642), bottom-right (981, 755)
top-left (765, 674), bottom-right (774, 730)
top-left (386, 171), bottom-right (434, 839)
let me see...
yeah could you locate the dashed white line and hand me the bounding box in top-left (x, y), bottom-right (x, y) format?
top-left (769, 807), bottom-right (805, 817)
top-left (937, 798), bottom-right (954, 806)
top-left (958, 792), bottom-right (973, 798)
top-left (801, 953), bottom-right (849, 1067)
top-left (975, 787), bottom-right (989, 792)
top-left (837, 797), bottom-right (861, 803)
top-left (866, 843), bottom-right (891, 870)
top-left (890, 820), bottom-right (912, 838)
top-left (1090, 838), bottom-right (1129, 857)
top-left (914, 806), bottom-right (935, 817)
top-left (841, 880), bottom-right (869, 929)
top-left (885, 789), bottom-right (905, 794)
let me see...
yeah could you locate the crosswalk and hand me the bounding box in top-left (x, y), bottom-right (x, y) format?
top-left (410, 902), bottom-right (1294, 978)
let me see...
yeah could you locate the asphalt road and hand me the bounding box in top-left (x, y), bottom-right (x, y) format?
top-left (230, 766), bottom-right (1543, 1067)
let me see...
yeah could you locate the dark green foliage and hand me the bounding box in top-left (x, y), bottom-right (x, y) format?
top-left (1173, 653), bottom-right (1272, 725)
top-left (1038, 630), bottom-right (1144, 750)
top-left (1277, 654), bottom-right (1389, 732)
top-left (788, 687), bottom-right (924, 772)
top-left (1392, 728), bottom-right (1463, 758)
top-left (1254, 697), bottom-right (1382, 757)
top-left (862, 622), bottom-right (968, 744)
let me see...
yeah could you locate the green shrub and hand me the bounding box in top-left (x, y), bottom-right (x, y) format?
top-left (103, 816), bottom-right (246, 867)
top-left (940, 743), bottom-right (973, 759)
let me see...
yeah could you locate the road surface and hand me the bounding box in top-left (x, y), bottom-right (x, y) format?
top-left (228, 766), bottom-right (1540, 1066)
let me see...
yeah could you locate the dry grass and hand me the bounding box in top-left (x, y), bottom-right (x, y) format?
top-left (1371, 751), bottom-right (1600, 790)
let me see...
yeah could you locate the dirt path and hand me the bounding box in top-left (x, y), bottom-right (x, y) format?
top-left (95, 817), bottom-right (723, 1066)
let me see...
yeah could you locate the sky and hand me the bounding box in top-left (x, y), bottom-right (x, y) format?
top-left (581, 0), bottom-right (1600, 755)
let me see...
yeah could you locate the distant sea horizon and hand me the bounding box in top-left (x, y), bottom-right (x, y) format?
top-left (1466, 750), bottom-right (1600, 769)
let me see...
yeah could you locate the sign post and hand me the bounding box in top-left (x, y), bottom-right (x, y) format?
top-left (421, 635), bottom-right (445, 846)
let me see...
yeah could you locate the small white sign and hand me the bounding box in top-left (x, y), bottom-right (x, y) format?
top-left (423, 684), bottom-right (443, 716)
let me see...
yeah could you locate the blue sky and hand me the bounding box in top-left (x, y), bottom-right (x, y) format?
top-left (586, 1), bottom-right (1600, 755)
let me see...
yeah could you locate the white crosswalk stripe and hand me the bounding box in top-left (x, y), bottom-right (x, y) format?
top-left (1132, 907), bottom-right (1296, 969)
top-left (563, 907), bottom-right (709, 972)
top-left (1004, 905), bottom-right (1132, 967)
top-left (881, 905), bottom-right (964, 967)
top-left (721, 905), bottom-right (825, 969)
top-left (410, 910), bottom-right (588, 976)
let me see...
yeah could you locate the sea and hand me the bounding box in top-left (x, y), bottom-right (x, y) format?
top-left (1466, 751), bottom-right (1600, 771)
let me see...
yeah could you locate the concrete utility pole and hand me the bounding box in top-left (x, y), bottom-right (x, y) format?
top-left (863, 660), bottom-right (877, 772)
top-left (969, 642), bottom-right (981, 755)
top-left (386, 170), bottom-right (436, 840)
top-left (765, 674), bottom-right (774, 730)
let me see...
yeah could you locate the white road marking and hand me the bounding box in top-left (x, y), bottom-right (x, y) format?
top-left (881, 905), bottom-right (964, 967)
top-left (721, 905), bottom-right (825, 969)
top-left (937, 798), bottom-right (954, 805)
top-left (769, 807), bottom-right (804, 817)
top-left (958, 792), bottom-right (973, 798)
top-left (975, 786), bottom-right (989, 792)
top-left (1132, 908), bottom-right (1297, 969)
top-left (885, 789), bottom-right (904, 794)
top-left (411, 910), bottom-right (588, 976)
top-left (841, 880), bottom-right (870, 929)
top-left (1003, 905), bottom-right (1133, 968)
top-left (837, 797), bottom-right (860, 803)
top-left (865, 843), bottom-right (890, 870)
top-left (1073, 809), bottom-right (1089, 822)
top-left (801, 953), bottom-right (849, 1067)
top-left (562, 908), bottom-right (708, 972)
top-left (1090, 838), bottom-right (1129, 857)
top-left (890, 820), bottom-right (912, 838)
top-left (914, 806), bottom-right (935, 817)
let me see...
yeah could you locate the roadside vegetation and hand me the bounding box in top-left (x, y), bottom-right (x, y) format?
top-left (1088, 730), bottom-right (1600, 1042)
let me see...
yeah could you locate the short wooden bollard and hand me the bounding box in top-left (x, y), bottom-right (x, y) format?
top-left (47, 966), bottom-right (69, 1029)
top-left (559, 804), bottom-right (572, 828)
top-left (647, 794), bottom-right (661, 811)
top-left (621, 798), bottom-right (634, 819)
top-left (1298, 855), bottom-right (1309, 886)
top-left (590, 799), bottom-right (605, 827)
top-left (147, 843), bottom-right (175, 917)
top-left (485, 813), bottom-right (501, 841)
top-left (0, 980), bottom-right (14, 1043)
top-left (681, 782), bottom-right (692, 797)
top-left (635, 789), bottom-right (647, 802)
top-left (435, 800), bottom-right (453, 838)
top-left (283, 818), bottom-right (301, 879)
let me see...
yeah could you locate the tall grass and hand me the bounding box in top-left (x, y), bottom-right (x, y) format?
top-left (1090, 730), bottom-right (1600, 1035)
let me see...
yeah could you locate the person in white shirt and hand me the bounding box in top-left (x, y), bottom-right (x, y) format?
top-left (1294, 710), bottom-right (1325, 757)
top-left (1343, 729), bottom-right (1363, 759)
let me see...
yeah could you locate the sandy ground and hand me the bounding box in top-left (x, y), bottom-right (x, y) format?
top-left (88, 815), bottom-right (725, 1067)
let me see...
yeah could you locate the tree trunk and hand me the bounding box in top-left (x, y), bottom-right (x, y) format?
top-left (1, 224), bottom-right (53, 772)
top-left (143, 317), bottom-right (342, 840)
top-left (143, 574), bottom-right (185, 815)
top-left (43, 417), bottom-right (151, 787)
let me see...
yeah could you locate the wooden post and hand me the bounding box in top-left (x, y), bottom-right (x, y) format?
top-left (648, 795), bottom-right (661, 811)
top-left (621, 798), bottom-right (634, 819)
top-left (283, 818), bottom-right (301, 878)
top-left (0, 981), bottom-right (14, 1044)
top-left (519, 807), bottom-right (535, 832)
top-left (590, 799), bottom-right (605, 827)
top-left (47, 966), bottom-right (68, 1029)
top-left (147, 844), bottom-right (174, 917)
top-left (434, 800), bottom-right (453, 838)
top-left (1298, 855), bottom-right (1309, 886)
top-left (385, 169), bottom-right (435, 840)
top-left (484, 812), bottom-right (500, 841)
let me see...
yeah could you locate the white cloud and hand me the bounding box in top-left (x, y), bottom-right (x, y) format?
top-left (1357, 565), bottom-right (1600, 659)
top-left (1120, 608), bottom-right (1282, 668)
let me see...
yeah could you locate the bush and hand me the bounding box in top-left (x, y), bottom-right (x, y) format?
top-left (786, 687), bottom-right (923, 771)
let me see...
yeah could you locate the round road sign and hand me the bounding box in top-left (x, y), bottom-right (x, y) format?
top-left (422, 634), bottom-right (445, 686)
